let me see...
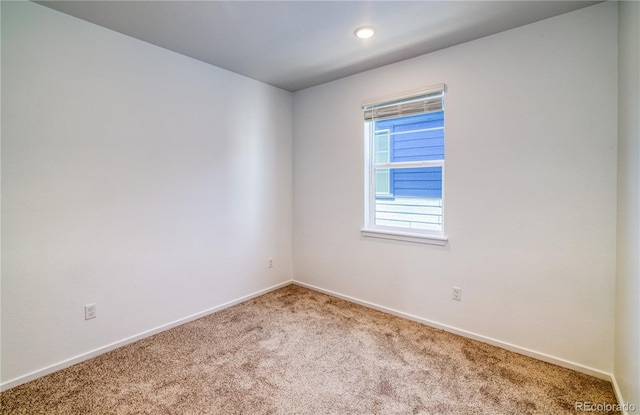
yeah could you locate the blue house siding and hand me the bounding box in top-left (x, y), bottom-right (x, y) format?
top-left (392, 168), bottom-right (443, 197)
top-left (374, 110), bottom-right (444, 199)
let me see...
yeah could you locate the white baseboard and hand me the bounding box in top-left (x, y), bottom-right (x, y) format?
top-left (293, 280), bottom-right (615, 382)
top-left (296, 281), bottom-right (640, 411)
top-left (610, 374), bottom-right (634, 415)
top-left (4, 277), bottom-right (625, 409)
top-left (0, 280), bottom-right (293, 392)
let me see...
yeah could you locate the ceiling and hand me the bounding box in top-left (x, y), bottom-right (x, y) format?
top-left (37, 1), bottom-right (601, 92)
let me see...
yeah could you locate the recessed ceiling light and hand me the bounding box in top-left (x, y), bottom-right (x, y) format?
top-left (354, 26), bottom-right (375, 39)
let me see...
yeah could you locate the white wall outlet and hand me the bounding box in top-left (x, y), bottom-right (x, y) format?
top-left (268, 258), bottom-right (274, 269)
top-left (452, 287), bottom-right (462, 301)
top-left (85, 303), bottom-right (97, 320)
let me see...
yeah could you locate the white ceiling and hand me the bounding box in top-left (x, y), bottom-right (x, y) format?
top-left (37, 1), bottom-right (600, 92)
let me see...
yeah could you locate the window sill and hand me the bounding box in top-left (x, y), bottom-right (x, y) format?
top-left (361, 228), bottom-right (448, 246)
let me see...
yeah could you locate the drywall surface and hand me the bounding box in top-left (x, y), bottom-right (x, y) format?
top-left (1, 1), bottom-right (292, 385)
top-left (293, 2), bottom-right (617, 372)
top-left (615, 0), bottom-right (640, 408)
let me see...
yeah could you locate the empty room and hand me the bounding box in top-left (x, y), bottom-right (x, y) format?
top-left (1, 0), bottom-right (638, 413)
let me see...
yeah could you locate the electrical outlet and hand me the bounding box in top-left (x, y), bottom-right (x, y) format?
top-left (452, 287), bottom-right (462, 301)
top-left (268, 258), bottom-right (274, 269)
top-left (85, 303), bottom-right (97, 320)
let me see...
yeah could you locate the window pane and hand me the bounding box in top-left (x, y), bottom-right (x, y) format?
top-left (374, 130), bottom-right (391, 194)
top-left (374, 130), bottom-right (389, 164)
top-left (374, 166), bottom-right (443, 232)
top-left (374, 111), bottom-right (444, 163)
top-left (375, 168), bottom-right (390, 194)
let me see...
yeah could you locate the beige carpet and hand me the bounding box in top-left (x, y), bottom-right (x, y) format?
top-left (1, 285), bottom-right (619, 414)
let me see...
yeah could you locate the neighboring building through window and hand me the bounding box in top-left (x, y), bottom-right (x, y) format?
top-left (362, 84), bottom-right (447, 244)
top-left (374, 129), bottom-right (391, 195)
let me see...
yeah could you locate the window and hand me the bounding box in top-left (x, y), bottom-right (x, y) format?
top-left (362, 84), bottom-right (447, 245)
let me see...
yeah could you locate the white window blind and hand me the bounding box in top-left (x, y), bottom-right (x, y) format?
top-left (362, 83), bottom-right (446, 121)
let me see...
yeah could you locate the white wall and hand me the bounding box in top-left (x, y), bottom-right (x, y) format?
top-left (615, 0), bottom-right (640, 408)
top-left (293, 2), bottom-right (617, 374)
top-left (1, 1), bottom-right (292, 386)
top-left (2, 0), bottom-right (628, 394)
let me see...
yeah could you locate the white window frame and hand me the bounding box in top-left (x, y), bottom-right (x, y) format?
top-left (361, 84), bottom-right (448, 246)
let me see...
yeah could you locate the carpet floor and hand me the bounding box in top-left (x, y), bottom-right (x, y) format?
top-left (1, 284), bottom-right (619, 414)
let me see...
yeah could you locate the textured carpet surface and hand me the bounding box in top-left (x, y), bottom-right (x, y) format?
top-left (1, 285), bottom-right (619, 414)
